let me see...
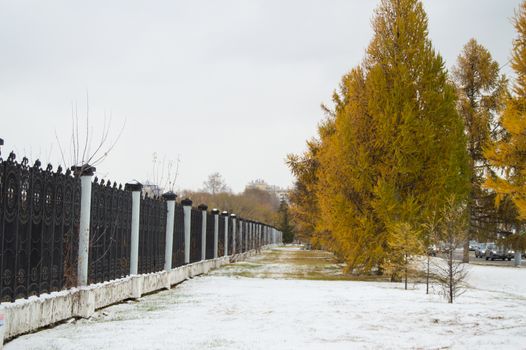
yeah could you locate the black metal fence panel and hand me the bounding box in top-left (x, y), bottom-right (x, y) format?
top-left (227, 217), bottom-right (233, 254)
top-left (0, 149), bottom-right (277, 302)
top-left (218, 216), bottom-right (225, 256)
top-left (0, 154), bottom-right (80, 302)
top-left (138, 195), bottom-right (166, 274)
top-left (172, 204), bottom-right (185, 267)
top-left (237, 220), bottom-right (243, 253)
top-left (243, 222), bottom-right (248, 251)
top-left (89, 179), bottom-right (132, 284)
top-left (190, 209), bottom-right (202, 263)
top-left (205, 212), bottom-right (214, 259)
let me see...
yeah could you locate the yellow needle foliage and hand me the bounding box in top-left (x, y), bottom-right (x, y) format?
top-left (485, 1), bottom-right (526, 221)
top-left (315, 0), bottom-right (469, 273)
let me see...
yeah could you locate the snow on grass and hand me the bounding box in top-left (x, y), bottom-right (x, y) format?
top-left (5, 247), bottom-right (526, 350)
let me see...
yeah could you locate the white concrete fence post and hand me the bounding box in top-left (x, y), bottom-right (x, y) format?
top-left (198, 204), bottom-right (208, 261)
top-left (182, 198), bottom-right (193, 264)
top-left (162, 191), bottom-right (177, 271)
top-left (222, 211), bottom-right (229, 256)
top-left (231, 214), bottom-right (236, 255)
top-left (125, 181), bottom-right (143, 275)
top-left (212, 209), bottom-right (219, 258)
top-left (73, 165), bottom-right (96, 286)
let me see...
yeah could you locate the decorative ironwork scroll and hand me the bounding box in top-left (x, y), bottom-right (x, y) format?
top-left (205, 212), bottom-right (214, 259)
top-left (189, 208), bottom-right (202, 263)
top-left (0, 153), bottom-right (80, 302)
top-left (172, 204), bottom-right (185, 267)
top-left (138, 194), bottom-right (166, 274)
top-left (218, 215), bottom-right (225, 256)
top-left (88, 179), bottom-right (132, 284)
top-left (227, 216), bottom-right (233, 255)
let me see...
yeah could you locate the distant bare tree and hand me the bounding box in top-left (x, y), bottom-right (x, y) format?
top-left (145, 152), bottom-right (181, 196)
top-left (202, 172), bottom-right (231, 195)
top-left (422, 210), bottom-right (440, 295)
top-left (433, 196), bottom-right (469, 304)
top-left (55, 93), bottom-right (125, 175)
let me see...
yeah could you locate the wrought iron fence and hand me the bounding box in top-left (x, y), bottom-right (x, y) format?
top-left (218, 215), bottom-right (225, 256)
top-left (190, 208), bottom-right (202, 263)
top-left (0, 153), bottom-right (80, 302)
top-left (172, 204), bottom-right (185, 267)
top-left (88, 178), bottom-right (132, 284)
top-left (138, 195), bottom-right (166, 274)
top-left (205, 212), bottom-right (215, 259)
top-left (0, 148), bottom-right (280, 303)
top-left (238, 219), bottom-right (244, 253)
top-left (227, 217), bottom-right (234, 254)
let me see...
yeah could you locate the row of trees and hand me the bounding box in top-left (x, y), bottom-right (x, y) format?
top-left (287, 0), bottom-right (526, 291)
top-left (181, 172), bottom-right (283, 229)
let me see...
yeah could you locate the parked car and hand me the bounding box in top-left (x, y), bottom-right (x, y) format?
top-left (427, 244), bottom-right (437, 257)
top-left (475, 243), bottom-right (489, 258)
top-left (469, 240), bottom-right (479, 251)
top-left (484, 243), bottom-right (514, 261)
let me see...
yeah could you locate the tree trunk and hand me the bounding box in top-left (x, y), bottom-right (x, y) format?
top-left (464, 159), bottom-right (474, 264)
top-left (449, 250), bottom-right (454, 304)
top-left (404, 255), bottom-right (408, 290)
top-left (463, 239), bottom-right (470, 263)
top-left (426, 254), bottom-right (430, 294)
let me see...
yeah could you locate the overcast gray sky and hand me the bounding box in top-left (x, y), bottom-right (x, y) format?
top-left (0, 0), bottom-right (521, 193)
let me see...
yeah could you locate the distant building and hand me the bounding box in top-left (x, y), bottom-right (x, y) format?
top-left (142, 180), bottom-right (163, 198)
top-left (245, 179), bottom-right (289, 202)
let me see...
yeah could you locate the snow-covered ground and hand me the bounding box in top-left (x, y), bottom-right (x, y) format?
top-left (6, 247), bottom-right (526, 350)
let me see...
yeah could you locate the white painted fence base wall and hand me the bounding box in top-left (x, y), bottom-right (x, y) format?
top-left (0, 248), bottom-right (268, 346)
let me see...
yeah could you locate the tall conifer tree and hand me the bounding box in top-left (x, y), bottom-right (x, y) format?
top-left (485, 1), bottom-right (526, 251)
top-left (316, 0), bottom-right (469, 273)
top-left (452, 39), bottom-right (507, 261)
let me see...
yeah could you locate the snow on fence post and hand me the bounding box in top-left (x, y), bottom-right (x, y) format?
top-left (212, 209), bottom-right (219, 258)
top-left (222, 211), bottom-right (229, 256)
top-left (73, 164), bottom-right (96, 286)
top-left (182, 198), bottom-right (193, 264)
top-left (231, 214), bottom-right (237, 255)
top-left (163, 191), bottom-right (177, 271)
top-left (198, 204), bottom-right (208, 261)
top-left (125, 181), bottom-right (143, 275)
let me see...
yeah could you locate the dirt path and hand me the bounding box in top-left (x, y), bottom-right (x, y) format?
top-left (214, 245), bottom-right (349, 280)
